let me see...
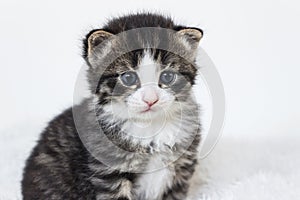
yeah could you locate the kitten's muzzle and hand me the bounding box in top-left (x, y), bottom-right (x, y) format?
top-left (141, 88), bottom-right (159, 112)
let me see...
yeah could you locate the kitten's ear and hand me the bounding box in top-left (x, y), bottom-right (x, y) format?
top-left (84, 29), bottom-right (114, 57)
top-left (176, 27), bottom-right (203, 49)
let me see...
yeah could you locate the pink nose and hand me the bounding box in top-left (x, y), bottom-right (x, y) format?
top-left (142, 89), bottom-right (159, 107)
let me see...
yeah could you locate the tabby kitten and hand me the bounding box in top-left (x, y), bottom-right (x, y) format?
top-left (22, 13), bottom-right (203, 200)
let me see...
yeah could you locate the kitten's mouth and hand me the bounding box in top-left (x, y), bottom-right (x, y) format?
top-left (141, 107), bottom-right (152, 113)
top-left (140, 105), bottom-right (160, 113)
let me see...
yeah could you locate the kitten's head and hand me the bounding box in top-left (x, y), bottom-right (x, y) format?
top-left (83, 14), bottom-right (202, 124)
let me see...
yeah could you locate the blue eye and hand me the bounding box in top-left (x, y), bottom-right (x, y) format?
top-left (120, 71), bottom-right (138, 86)
top-left (160, 71), bottom-right (176, 85)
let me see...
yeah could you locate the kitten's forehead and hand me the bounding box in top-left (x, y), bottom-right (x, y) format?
top-left (137, 51), bottom-right (159, 84)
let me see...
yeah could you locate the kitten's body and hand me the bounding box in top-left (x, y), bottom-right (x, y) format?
top-left (22, 13), bottom-right (202, 200)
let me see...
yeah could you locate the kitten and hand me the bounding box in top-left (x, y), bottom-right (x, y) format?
top-left (22, 13), bottom-right (203, 200)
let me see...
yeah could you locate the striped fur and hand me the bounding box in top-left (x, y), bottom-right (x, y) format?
top-left (22, 13), bottom-right (203, 200)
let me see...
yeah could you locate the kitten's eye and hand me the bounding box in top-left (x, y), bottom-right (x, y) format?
top-left (160, 71), bottom-right (176, 85)
top-left (120, 71), bottom-right (138, 86)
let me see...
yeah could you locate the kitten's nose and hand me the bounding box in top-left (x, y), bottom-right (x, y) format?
top-left (142, 89), bottom-right (159, 107)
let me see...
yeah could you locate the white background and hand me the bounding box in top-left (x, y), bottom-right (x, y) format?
top-left (0, 0), bottom-right (300, 198)
top-left (1, 0), bottom-right (300, 137)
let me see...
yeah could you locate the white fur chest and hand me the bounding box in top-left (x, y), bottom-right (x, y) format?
top-left (134, 154), bottom-right (175, 200)
top-left (121, 109), bottom-right (193, 151)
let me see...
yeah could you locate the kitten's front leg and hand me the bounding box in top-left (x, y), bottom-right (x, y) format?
top-left (162, 134), bottom-right (200, 200)
top-left (92, 175), bottom-right (134, 200)
top-left (162, 156), bottom-right (198, 200)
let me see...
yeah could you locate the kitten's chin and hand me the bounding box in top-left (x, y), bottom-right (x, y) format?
top-left (130, 104), bottom-right (172, 119)
top-left (129, 109), bottom-right (162, 121)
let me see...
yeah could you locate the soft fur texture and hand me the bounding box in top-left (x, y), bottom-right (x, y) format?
top-left (2, 125), bottom-right (300, 200)
top-left (22, 13), bottom-right (203, 200)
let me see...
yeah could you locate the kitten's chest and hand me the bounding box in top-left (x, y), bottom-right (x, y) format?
top-left (123, 117), bottom-right (190, 150)
top-left (134, 154), bottom-right (175, 200)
